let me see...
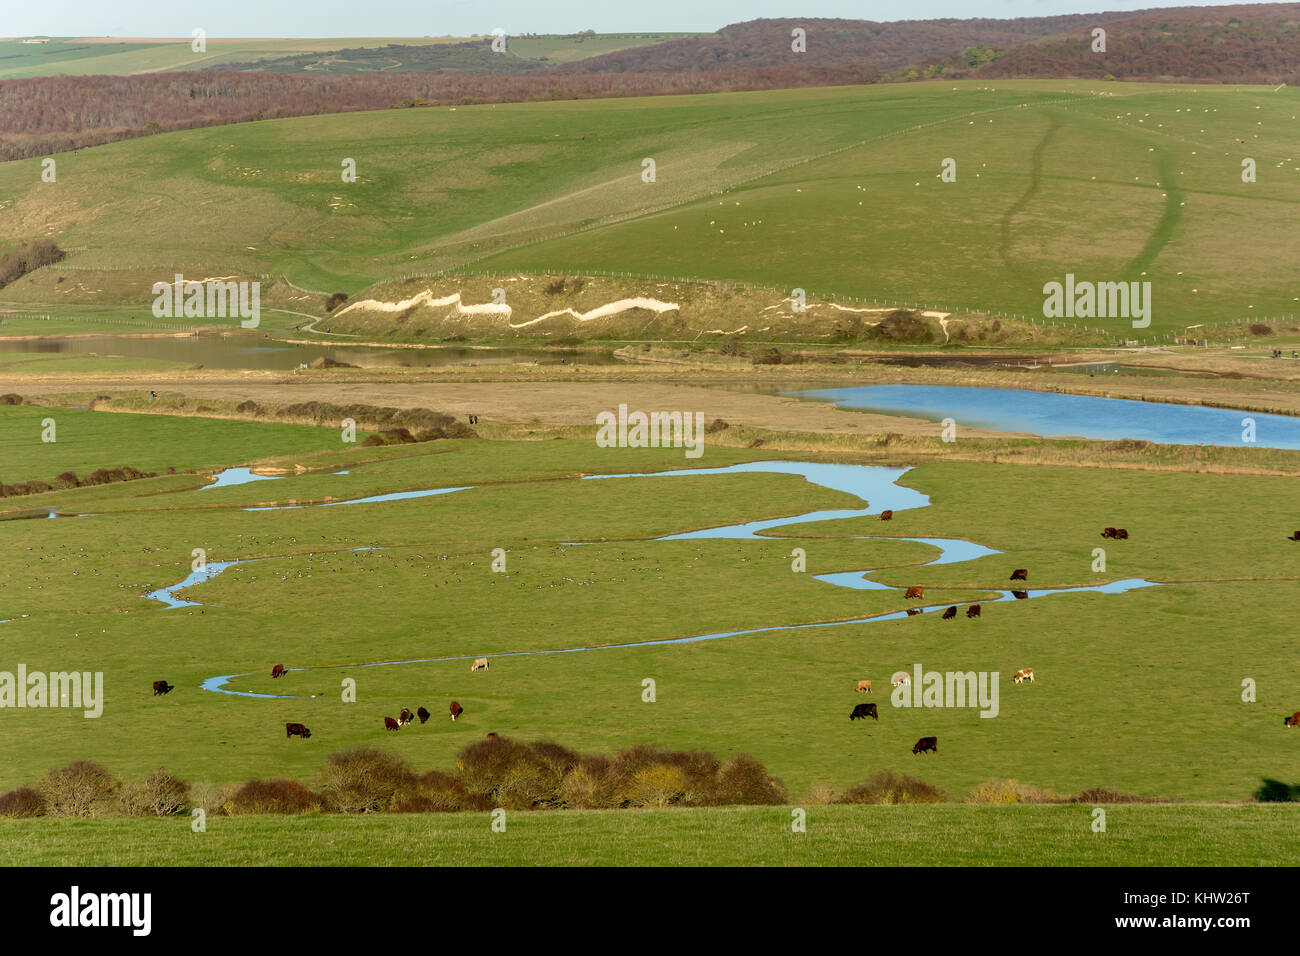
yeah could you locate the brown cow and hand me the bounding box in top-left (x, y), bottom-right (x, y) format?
top-left (1011, 590), bottom-right (1029, 600)
top-left (1116, 529), bottom-right (1128, 540)
top-left (384, 717), bottom-right (400, 731)
top-left (880, 510), bottom-right (894, 521)
top-left (417, 706), bottom-right (430, 724)
top-left (942, 605), bottom-right (957, 620)
top-left (850, 702), bottom-right (878, 721)
top-left (966, 604), bottom-right (981, 619)
top-left (912, 736), bottom-right (938, 755)
top-left (855, 680), bottom-right (872, 694)
top-left (285, 722), bottom-right (311, 739)
top-left (1289, 531), bottom-right (1300, 541)
top-left (906, 607), bottom-right (922, 616)
top-left (450, 701), bottom-right (464, 720)
top-left (398, 707), bottom-right (414, 726)
top-left (1010, 568), bottom-right (1028, 581)
top-left (1285, 712), bottom-right (1300, 727)
top-left (471, 658), bottom-right (489, 672)
top-left (152, 680), bottom-right (173, 696)
top-left (1101, 527), bottom-right (1117, 539)
top-left (1014, 668), bottom-right (1035, 684)
top-left (270, 664), bottom-right (286, 679)
top-left (904, 586), bottom-right (925, 599)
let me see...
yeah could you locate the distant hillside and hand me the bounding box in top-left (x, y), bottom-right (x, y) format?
top-left (554, 14), bottom-right (1120, 74)
top-left (5, 5), bottom-right (1300, 163)
top-left (205, 34), bottom-right (691, 75)
top-left (919, 3), bottom-right (1300, 83)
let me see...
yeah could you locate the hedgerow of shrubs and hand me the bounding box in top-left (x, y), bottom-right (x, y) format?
top-left (0, 465), bottom-right (157, 499)
top-left (0, 752), bottom-right (1170, 818)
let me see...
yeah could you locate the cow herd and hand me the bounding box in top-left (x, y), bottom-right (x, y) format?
top-left (845, 668), bottom-right (1033, 754)
top-left (153, 656), bottom-right (491, 743)
top-left (385, 702), bottom-right (457, 730)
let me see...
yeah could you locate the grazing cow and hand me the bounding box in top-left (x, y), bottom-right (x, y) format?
top-left (912, 736), bottom-right (938, 755)
top-left (855, 680), bottom-right (872, 694)
top-left (1101, 527), bottom-right (1117, 539)
top-left (417, 706), bottom-right (430, 724)
top-left (1289, 531), bottom-right (1300, 541)
top-left (942, 605), bottom-right (957, 620)
top-left (471, 658), bottom-right (489, 672)
top-left (904, 586), bottom-right (925, 599)
top-left (1014, 668), bottom-right (1035, 684)
top-left (398, 707), bottom-right (414, 726)
top-left (849, 702), bottom-right (879, 721)
top-left (1011, 590), bottom-right (1028, 600)
top-left (1116, 529), bottom-right (1128, 540)
top-left (891, 671), bottom-right (911, 687)
top-left (880, 510), bottom-right (894, 521)
top-left (285, 722), bottom-right (311, 739)
top-left (152, 680), bottom-right (173, 696)
top-left (1285, 712), bottom-right (1300, 727)
top-left (906, 608), bottom-right (922, 616)
top-left (450, 701), bottom-right (463, 720)
top-left (1010, 568), bottom-right (1028, 581)
top-left (384, 717), bottom-right (400, 731)
top-left (271, 664), bottom-right (286, 679)
top-left (967, 604), bottom-right (981, 619)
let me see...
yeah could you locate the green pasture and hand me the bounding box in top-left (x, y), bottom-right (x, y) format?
top-left (0, 408), bottom-right (1297, 822)
top-left (1, 805), bottom-right (1294, 866)
top-left (3, 81), bottom-right (1297, 333)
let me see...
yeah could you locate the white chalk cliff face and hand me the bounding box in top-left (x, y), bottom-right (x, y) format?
top-left (334, 289), bottom-right (681, 329)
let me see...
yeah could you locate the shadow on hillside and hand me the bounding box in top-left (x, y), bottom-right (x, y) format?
top-left (1254, 779), bottom-right (1300, 802)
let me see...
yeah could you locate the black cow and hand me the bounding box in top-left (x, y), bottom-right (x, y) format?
top-left (152, 680), bottom-right (173, 696)
top-left (1012, 590), bottom-right (1029, 600)
top-left (417, 706), bottom-right (430, 724)
top-left (1289, 531), bottom-right (1300, 541)
top-left (942, 605), bottom-right (957, 620)
top-left (285, 722), bottom-right (311, 739)
top-left (849, 702), bottom-right (878, 721)
top-left (912, 736), bottom-right (938, 755)
top-left (966, 604), bottom-right (981, 618)
top-left (1010, 568), bottom-right (1028, 581)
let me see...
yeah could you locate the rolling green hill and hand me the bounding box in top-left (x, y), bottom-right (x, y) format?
top-left (3, 80), bottom-right (1298, 336)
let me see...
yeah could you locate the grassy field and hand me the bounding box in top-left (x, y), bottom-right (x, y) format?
top-left (1, 805), bottom-right (1293, 866)
top-left (4, 80), bottom-right (1298, 336)
top-left (2, 404), bottom-right (1298, 828)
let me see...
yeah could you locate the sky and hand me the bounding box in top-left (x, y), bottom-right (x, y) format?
top-left (3, 0), bottom-right (1259, 38)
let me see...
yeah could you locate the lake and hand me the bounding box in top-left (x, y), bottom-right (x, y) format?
top-left (791, 384), bottom-right (1300, 449)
